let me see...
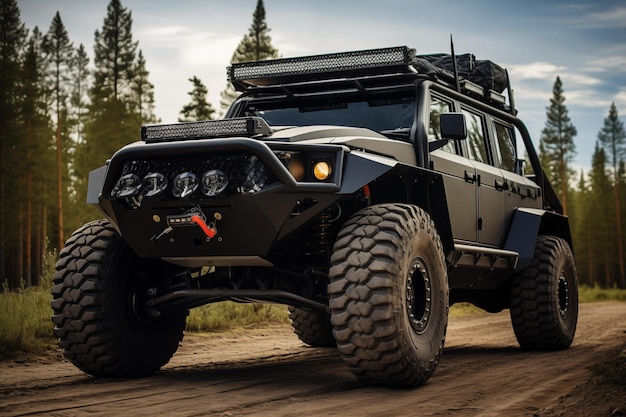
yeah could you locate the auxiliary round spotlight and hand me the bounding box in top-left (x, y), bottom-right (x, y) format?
top-left (172, 172), bottom-right (198, 198)
top-left (141, 172), bottom-right (168, 197)
top-left (112, 173), bottom-right (141, 198)
top-left (201, 169), bottom-right (228, 196)
top-left (313, 161), bottom-right (332, 181)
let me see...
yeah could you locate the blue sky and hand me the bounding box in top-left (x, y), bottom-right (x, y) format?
top-left (17, 0), bottom-right (626, 172)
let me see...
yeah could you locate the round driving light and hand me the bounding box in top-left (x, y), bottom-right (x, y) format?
top-left (313, 161), bottom-right (332, 181)
top-left (172, 172), bottom-right (198, 198)
top-left (141, 172), bottom-right (168, 197)
top-left (112, 173), bottom-right (141, 198)
top-left (201, 170), bottom-right (228, 196)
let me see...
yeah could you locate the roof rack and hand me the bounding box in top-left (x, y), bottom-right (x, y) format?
top-left (227, 45), bottom-right (511, 111)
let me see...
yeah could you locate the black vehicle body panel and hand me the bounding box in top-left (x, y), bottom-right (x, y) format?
top-left (86, 46), bottom-right (573, 312)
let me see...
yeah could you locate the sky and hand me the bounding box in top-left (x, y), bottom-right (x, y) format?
top-left (17, 0), bottom-right (626, 172)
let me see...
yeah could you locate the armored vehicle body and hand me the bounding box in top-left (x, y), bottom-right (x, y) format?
top-left (52, 46), bottom-right (578, 386)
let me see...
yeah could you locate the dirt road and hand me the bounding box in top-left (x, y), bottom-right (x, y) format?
top-left (1, 302), bottom-right (625, 417)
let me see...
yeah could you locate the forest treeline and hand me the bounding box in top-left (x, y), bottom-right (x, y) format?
top-left (0, 0), bottom-right (625, 290)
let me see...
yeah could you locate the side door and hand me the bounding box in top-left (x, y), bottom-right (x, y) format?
top-left (490, 121), bottom-right (542, 222)
top-left (460, 108), bottom-right (508, 246)
top-left (428, 94), bottom-right (478, 242)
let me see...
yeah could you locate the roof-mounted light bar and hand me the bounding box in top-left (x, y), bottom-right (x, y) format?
top-left (141, 117), bottom-right (272, 143)
top-left (228, 46), bottom-right (417, 91)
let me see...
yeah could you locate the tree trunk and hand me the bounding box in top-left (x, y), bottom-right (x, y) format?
top-left (615, 182), bottom-right (626, 288)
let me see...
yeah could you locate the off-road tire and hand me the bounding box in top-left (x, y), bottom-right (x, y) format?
top-left (510, 235), bottom-right (578, 350)
top-left (288, 306), bottom-right (335, 347)
top-left (329, 203), bottom-right (449, 387)
top-left (51, 219), bottom-right (188, 377)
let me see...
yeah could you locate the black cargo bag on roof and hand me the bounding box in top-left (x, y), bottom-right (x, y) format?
top-left (417, 53), bottom-right (508, 93)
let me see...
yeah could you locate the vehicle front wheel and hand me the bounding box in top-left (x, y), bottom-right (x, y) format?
top-left (329, 204), bottom-right (449, 387)
top-left (51, 219), bottom-right (188, 377)
top-left (510, 235), bottom-right (578, 350)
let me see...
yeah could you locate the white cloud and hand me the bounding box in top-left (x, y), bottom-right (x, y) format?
top-left (508, 62), bottom-right (566, 80)
top-left (587, 6), bottom-right (626, 28)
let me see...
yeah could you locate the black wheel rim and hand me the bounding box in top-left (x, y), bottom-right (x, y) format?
top-left (406, 258), bottom-right (431, 334)
top-left (557, 272), bottom-right (569, 319)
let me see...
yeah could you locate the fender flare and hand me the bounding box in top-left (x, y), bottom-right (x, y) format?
top-left (504, 207), bottom-right (573, 270)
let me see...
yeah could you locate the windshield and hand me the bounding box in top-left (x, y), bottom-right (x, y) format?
top-left (243, 94), bottom-right (416, 135)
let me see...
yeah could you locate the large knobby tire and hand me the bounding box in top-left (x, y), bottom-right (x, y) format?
top-left (510, 235), bottom-right (578, 350)
top-left (329, 204), bottom-right (449, 387)
top-left (288, 306), bottom-right (336, 347)
top-left (51, 219), bottom-right (188, 377)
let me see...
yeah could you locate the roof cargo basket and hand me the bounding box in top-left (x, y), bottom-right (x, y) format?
top-left (417, 53), bottom-right (508, 93)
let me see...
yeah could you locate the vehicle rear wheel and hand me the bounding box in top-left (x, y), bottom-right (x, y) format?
top-left (288, 306), bottom-right (335, 347)
top-left (510, 235), bottom-right (578, 350)
top-left (51, 219), bottom-right (188, 377)
top-left (329, 204), bottom-right (449, 387)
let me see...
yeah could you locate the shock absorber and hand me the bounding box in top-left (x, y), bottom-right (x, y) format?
top-left (307, 205), bottom-right (342, 257)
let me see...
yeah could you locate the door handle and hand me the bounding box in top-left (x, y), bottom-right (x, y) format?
top-left (495, 179), bottom-right (507, 191)
top-left (464, 171), bottom-right (476, 184)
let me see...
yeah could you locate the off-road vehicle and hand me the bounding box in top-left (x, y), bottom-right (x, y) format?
top-left (52, 45), bottom-right (578, 387)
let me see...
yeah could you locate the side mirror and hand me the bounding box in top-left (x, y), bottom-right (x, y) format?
top-left (440, 113), bottom-right (467, 140)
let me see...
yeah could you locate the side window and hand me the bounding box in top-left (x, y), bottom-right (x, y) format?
top-left (494, 122), bottom-right (517, 172)
top-left (462, 109), bottom-right (488, 163)
top-left (428, 96), bottom-right (456, 154)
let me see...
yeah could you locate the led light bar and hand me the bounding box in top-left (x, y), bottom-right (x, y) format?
top-left (141, 117), bottom-right (272, 143)
top-left (228, 46), bottom-right (417, 90)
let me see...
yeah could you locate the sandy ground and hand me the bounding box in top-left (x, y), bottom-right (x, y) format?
top-left (1, 302), bottom-right (625, 417)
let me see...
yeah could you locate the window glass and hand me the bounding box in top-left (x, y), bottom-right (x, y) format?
top-left (462, 109), bottom-right (488, 163)
top-left (428, 97), bottom-right (456, 153)
top-left (494, 122), bottom-right (517, 171)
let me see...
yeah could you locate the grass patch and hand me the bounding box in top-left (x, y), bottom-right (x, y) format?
top-left (0, 250), bottom-right (57, 357)
top-left (579, 285), bottom-right (626, 303)
top-left (449, 302), bottom-right (488, 317)
top-left (186, 302), bottom-right (290, 333)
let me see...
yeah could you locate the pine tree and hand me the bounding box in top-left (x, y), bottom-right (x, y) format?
top-left (0, 0), bottom-right (27, 287)
top-left (76, 0), bottom-right (140, 220)
top-left (70, 43), bottom-right (90, 145)
top-left (64, 43), bottom-right (91, 234)
top-left (597, 103), bottom-right (626, 288)
top-left (19, 27), bottom-right (54, 286)
top-left (43, 11), bottom-right (74, 250)
top-left (131, 49), bottom-right (158, 124)
top-left (588, 143), bottom-right (614, 286)
top-left (220, 0), bottom-right (279, 113)
top-left (572, 171), bottom-right (591, 285)
top-left (179, 76), bottom-right (215, 122)
top-left (539, 76), bottom-right (577, 215)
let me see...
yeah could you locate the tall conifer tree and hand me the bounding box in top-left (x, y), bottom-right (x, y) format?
top-left (0, 0), bottom-right (27, 287)
top-left (77, 0), bottom-right (141, 218)
top-left (43, 12), bottom-right (74, 250)
top-left (597, 103), bottom-right (626, 288)
top-left (539, 76), bottom-right (577, 215)
top-left (131, 49), bottom-right (158, 124)
top-left (19, 27), bottom-right (52, 286)
top-left (588, 143), bottom-right (614, 286)
top-left (179, 76), bottom-right (215, 122)
top-left (220, 0), bottom-right (279, 112)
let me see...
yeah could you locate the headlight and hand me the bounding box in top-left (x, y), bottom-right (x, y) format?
top-left (172, 172), bottom-right (198, 198)
top-left (313, 161), bottom-right (332, 181)
top-left (201, 170), bottom-right (228, 196)
top-left (112, 174), bottom-right (141, 198)
top-left (141, 172), bottom-right (168, 197)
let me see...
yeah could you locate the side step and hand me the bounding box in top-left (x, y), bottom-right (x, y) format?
top-left (448, 243), bottom-right (519, 270)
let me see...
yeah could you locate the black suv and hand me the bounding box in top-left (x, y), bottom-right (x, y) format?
top-left (52, 46), bottom-right (578, 387)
